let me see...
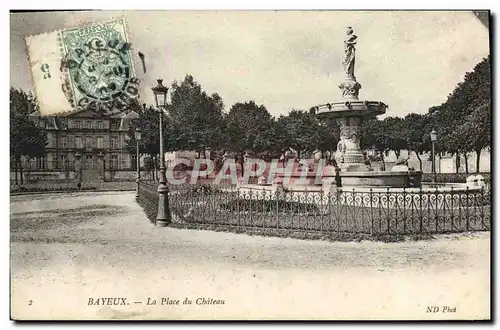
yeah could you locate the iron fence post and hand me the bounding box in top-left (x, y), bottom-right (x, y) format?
top-left (465, 186), bottom-right (470, 231)
top-left (450, 187), bottom-right (454, 231)
top-left (386, 188), bottom-right (390, 234)
top-left (402, 188), bottom-right (406, 234)
top-left (369, 188), bottom-right (373, 235)
top-left (319, 189), bottom-right (324, 233)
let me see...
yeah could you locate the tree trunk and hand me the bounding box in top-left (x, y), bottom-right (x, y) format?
top-left (476, 148), bottom-right (481, 173)
top-left (239, 152), bottom-right (245, 178)
top-left (14, 157), bottom-right (18, 185)
top-left (18, 157), bottom-right (24, 186)
top-left (415, 150), bottom-right (422, 171)
top-left (455, 153), bottom-right (460, 174)
top-left (464, 152), bottom-right (469, 174)
top-left (395, 150), bottom-right (401, 159)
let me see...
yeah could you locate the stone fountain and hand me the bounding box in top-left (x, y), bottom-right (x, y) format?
top-left (316, 27), bottom-right (422, 188)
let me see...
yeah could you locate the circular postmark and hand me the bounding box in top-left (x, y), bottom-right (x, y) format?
top-left (60, 22), bottom-right (140, 111)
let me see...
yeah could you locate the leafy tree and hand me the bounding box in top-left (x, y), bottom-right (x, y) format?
top-left (10, 88), bottom-right (48, 185)
top-left (429, 56), bottom-right (491, 172)
top-left (382, 117), bottom-right (407, 159)
top-left (360, 117), bottom-right (387, 168)
top-left (402, 113), bottom-right (430, 171)
top-left (456, 101), bottom-right (491, 172)
top-left (167, 75), bottom-right (225, 157)
top-left (224, 100), bottom-right (274, 175)
top-left (360, 116), bottom-right (406, 169)
top-left (274, 110), bottom-right (321, 160)
top-left (316, 117), bottom-right (340, 159)
top-left (125, 104), bottom-right (172, 180)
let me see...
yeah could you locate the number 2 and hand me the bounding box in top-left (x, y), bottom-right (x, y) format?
top-left (28, 300), bottom-right (33, 305)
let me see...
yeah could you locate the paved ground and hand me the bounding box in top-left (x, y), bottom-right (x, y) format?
top-left (10, 192), bottom-right (490, 320)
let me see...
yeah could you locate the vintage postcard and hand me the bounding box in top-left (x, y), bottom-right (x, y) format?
top-left (10, 10), bottom-right (491, 321)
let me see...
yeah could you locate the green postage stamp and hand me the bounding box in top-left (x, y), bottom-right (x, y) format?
top-left (25, 18), bottom-right (140, 115)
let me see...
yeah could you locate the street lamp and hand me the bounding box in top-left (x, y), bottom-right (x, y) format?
top-left (151, 79), bottom-right (171, 227)
top-left (74, 152), bottom-right (82, 188)
top-left (135, 127), bottom-right (142, 197)
top-left (430, 129), bottom-right (437, 183)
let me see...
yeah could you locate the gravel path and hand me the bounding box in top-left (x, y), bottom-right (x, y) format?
top-left (10, 192), bottom-right (490, 320)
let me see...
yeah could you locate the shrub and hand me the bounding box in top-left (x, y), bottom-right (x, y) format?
top-left (220, 198), bottom-right (321, 214)
top-left (10, 184), bottom-right (97, 193)
top-left (176, 184), bottom-right (224, 197)
top-left (422, 172), bottom-right (490, 183)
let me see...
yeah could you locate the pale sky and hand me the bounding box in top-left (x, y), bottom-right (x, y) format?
top-left (10, 10), bottom-right (489, 118)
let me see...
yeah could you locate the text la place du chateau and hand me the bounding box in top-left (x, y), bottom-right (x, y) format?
top-left (146, 297), bottom-right (225, 306)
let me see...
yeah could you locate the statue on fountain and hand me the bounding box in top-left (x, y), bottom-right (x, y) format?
top-left (342, 26), bottom-right (357, 79)
top-left (339, 26), bottom-right (362, 99)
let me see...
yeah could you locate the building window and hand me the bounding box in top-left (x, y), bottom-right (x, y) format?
top-left (36, 157), bottom-right (45, 169)
top-left (97, 136), bottom-right (104, 149)
top-left (97, 121), bottom-right (103, 129)
top-left (60, 136), bottom-right (67, 149)
top-left (75, 121), bottom-right (81, 129)
top-left (75, 136), bottom-right (82, 148)
top-left (111, 154), bottom-right (118, 169)
top-left (51, 154), bottom-right (57, 169)
top-left (60, 154), bottom-right (67, 169)
top-left (111, 136), bottom-right (118, 149)
top-left (85, 136), bottom-right (92, 148)
top-left (85, 154), bottom-right (94, 169)
top-left (85, 121), bottom-right (92, 129)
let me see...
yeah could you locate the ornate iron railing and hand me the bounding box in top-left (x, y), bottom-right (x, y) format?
top-left (138, 182), bottom-right (491, 236)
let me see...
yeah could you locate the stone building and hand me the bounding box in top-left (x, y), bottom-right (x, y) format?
top-left (25, 108), bottom-right (140, 174)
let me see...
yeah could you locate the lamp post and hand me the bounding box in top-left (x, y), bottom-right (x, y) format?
top-left (430, 129), bottom-right (437, 183)
top-left (74, 152), bottom-right (82, 188)
top-left (135, 127), bottom-right (142, 197)
top-left (152, 79), bottom-right (171, 227)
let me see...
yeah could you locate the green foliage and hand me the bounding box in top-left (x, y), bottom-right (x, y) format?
top-left (316, 117), bottom-right (340, 156)
top-left (430, 56), bottom-right (491, 154)
top-left (11, 185), bottom-right (97, 193)
top-left (220, 198), bottom-right (321, 214)
top-left (224, 100), bottom-right (275, 155)
top-left (361, 116), bottom-right (407, 158)
top-left (168, 75), bottom-right (225, 153)
top-left (125, 105), bottom-right (168, 157)
top-left (358, 56), bottom-right (490, 165)
top-left (456, 102), bottom-right (491, 152)
top-left (274, 109), bottom-right (338, 159)
top-left (10, 88), bottom-right (48, 163)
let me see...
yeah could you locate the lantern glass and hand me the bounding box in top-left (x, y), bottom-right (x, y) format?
top-left (430, 130), bottom-right (437, 142)
top-left (151, 79), bottom-right (169, 108)
top-left (135, 128), bottom-right (142, 141)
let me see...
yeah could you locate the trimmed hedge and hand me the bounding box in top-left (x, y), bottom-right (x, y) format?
top-left (220, 199), bottom-right (321, 214)
top-left (421, 172), bottom-right (490, 183)
top-left (10, 185), bottom-right (97, 193)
